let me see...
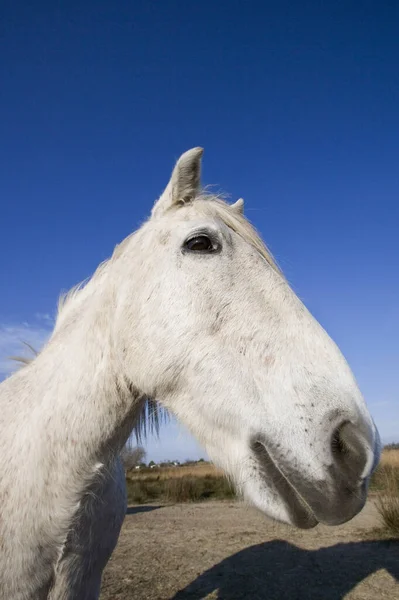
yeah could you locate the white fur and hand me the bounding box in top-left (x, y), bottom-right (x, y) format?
top-left (0, 148), bottom-right (380, 598)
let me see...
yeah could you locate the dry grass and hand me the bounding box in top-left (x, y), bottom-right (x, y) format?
top-left (127, 463), bottom-right (223, 481)
top-left (375, 469), bottom-right (399, 535)
top-left (379, 449), bottom-right (399, 468)
top-left (126, 463), bottom-right (233, 504)
top-left (370, 450), bottom-right (399, 536)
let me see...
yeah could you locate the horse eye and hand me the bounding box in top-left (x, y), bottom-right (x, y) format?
top-left (184, 235), bottom-right (215, 253)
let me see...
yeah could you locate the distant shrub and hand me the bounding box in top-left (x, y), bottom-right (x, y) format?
top-left (120, 445), bottom-right (146, 472)
top-left (384, 443), bottom-right (399, 451)
top-left (164, 474), bottom-right (235, 503)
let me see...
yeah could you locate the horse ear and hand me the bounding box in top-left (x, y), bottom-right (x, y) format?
top-left (231, 198), bottom-right (244, 214)
top-left (151, 147), bottom-right (204, 218)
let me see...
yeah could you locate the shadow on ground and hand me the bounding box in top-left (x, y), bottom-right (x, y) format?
top-left (126, 505), bottom-right (163, 515)
top-left (172, 538), bottom-right (399, 600)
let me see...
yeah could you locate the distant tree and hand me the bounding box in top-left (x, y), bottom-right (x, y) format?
top-left (148, 460), bottom-right (156, 467)
top-left (120, 445), bottom-right (146, 472)
top-left (198, 458), bottom-right (205, 462)
top-left (385, 442), bottom-right (399, 450)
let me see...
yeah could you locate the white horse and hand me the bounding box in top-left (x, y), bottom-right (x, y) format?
top-left (0, 148), bottom-right (380, 599)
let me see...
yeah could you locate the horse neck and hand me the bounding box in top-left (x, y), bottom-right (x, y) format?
top-left (3, 283), bottom-right (142, 507)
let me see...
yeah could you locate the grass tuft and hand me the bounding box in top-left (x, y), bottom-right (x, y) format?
top-left (374, 463), bottom-right (399, 536)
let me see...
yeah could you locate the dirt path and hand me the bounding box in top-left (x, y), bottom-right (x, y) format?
top-left (100, 499), bottom-right (399, 599)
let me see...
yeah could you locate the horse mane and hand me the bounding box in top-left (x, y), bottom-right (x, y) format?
top-left (196, 195), bottom-right (281, 275)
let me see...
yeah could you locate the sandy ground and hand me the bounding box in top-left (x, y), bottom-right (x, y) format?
top-left (100, 499), bottom-right (399, 600)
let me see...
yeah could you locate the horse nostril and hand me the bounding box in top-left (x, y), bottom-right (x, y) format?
top-left (331, 422), bottom-right (350, 458)
top-left (330, 421), bottom-right (370, 480)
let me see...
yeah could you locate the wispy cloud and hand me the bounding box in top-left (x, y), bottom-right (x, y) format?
top-left (34, 312), bottom-right (55, 326)
top-left (0, 318), bottom-right (53, 378)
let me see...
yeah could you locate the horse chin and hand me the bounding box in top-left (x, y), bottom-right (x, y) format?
top-left (248, 440), bottom-right (319, 530)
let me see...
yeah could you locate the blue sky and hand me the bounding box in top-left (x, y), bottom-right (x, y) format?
top-left (1, 1), bottom-right (398, 461)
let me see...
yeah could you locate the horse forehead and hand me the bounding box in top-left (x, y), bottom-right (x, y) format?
top-left (152, 210), bottom-right (225, 240)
